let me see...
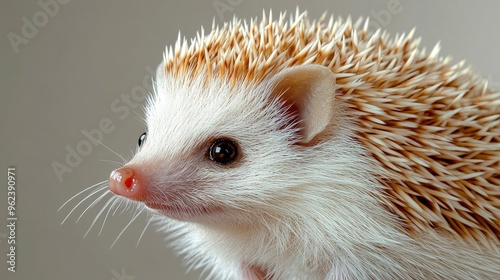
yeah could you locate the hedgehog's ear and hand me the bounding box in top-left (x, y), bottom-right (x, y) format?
top-left (269, 64), bottom-right (336, 144)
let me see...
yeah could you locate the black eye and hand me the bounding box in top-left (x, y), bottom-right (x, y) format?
top-left (208, 138), bottom-right (238, 165)
top-left (138, 132), bottom-right (147, 147)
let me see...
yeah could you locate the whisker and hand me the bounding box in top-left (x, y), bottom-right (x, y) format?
top-left (99, 159), bottom-right (124, 167)
top-left (61, 186), bottom-right (108, 225)
top-left (99, 197), bottom-right (122, 235)
top-left (112, 199), bottom-right (125, 216)
top-left (131, 109), bottom-right (147, 126)
top-left (110, 209), bottom-right (144, 249)
top-left (80, 130), bottom-right (127, 164)
top-left (115, 199), bottom-right (133, 216)
top-left (126, 200), bottom-right (137, 213)
top-left (58, 180), bottom-right (107, 212)
top-left (136, 215), bottom-right (154, 247)
top-left (77, 189), bottom-right (111, 223)
top-left (84, 195), bottom-right (118, 238)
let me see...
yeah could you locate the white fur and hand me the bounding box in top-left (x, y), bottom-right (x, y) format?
top-left (125, 64), bottom-right (500, 279)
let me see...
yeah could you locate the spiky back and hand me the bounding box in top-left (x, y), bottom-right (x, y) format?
top-left (163, 10), bottom-right (500, 248)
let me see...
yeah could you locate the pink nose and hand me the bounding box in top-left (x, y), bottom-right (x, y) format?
top-left (108, 167), bottom-right (143, 200)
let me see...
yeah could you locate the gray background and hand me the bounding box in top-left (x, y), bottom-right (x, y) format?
top-left (1, 0), bottom-right (499, 279)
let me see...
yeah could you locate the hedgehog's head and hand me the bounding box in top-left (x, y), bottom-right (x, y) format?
top-left (108, 63), bottom-right (344, 222)
top-left (107, 13), bottom-right (388, 245)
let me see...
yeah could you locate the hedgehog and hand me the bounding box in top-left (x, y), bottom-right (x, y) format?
top-left (101, 9), bottom-right (499, 280)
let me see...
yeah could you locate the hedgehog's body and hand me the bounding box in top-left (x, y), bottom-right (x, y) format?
top-left (108, 10), bottom-right (500, 279)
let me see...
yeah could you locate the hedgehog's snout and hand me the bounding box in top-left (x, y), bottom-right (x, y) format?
top-left (109, 167), bottom-right (145, 201)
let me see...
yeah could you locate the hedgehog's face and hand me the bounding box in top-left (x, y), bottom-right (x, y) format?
top-left (108, 64), bottom-right (339, 225)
